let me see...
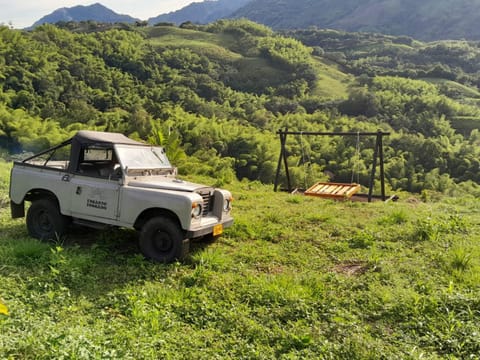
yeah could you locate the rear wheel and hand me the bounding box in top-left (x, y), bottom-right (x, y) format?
top-left (139, 217), bottom-right (189, 263)
top-left (26, 198), bottom-right (69, 240)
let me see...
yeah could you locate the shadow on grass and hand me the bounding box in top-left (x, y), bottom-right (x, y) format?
top-left (1, 221), bottom-right (217, 299)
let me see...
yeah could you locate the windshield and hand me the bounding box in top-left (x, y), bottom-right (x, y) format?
top-left (115, 144), bottom-right (172, 171)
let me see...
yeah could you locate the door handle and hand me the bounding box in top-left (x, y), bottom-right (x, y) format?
top-left (76, 186), bottom-right (82, 195)
top-left (62, 174), bottom-right (70, 182)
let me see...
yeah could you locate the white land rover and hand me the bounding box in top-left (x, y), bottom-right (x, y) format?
top-left (9, 130), bottom-right (234, 262)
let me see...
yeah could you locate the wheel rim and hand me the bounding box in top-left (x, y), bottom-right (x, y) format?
top-left (152, 230), bottom-right (173, 253)
top-left (37, 210), bottom-right (53, 233)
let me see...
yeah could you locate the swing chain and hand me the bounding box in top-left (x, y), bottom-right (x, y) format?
top-left (300, 131), bottom-right (315, 189)
top-left (351, 131), bottom-right (361, 184)
top-left (300, 131), bottom-right (307, 188)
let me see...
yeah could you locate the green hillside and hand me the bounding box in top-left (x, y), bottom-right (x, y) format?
top-left (289, 28), bottom-right (480, 140)
top-left (142, 24), bottom-right (350, 99)
top-left (2, 20), bottom-right (480, 193)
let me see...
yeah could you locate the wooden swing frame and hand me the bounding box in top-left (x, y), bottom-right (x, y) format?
top-left (273, 128), bottom-right (390, 202)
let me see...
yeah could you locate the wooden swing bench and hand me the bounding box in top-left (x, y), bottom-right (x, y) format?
top-left (304, 182), bottom-right (361, 200)
top-left (274, 129), bottom-right (390, 202)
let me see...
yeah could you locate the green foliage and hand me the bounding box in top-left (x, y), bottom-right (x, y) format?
top-left (205, 18), bottom-right (274, 38)
top-left (147, 121), bottom-right (187, 167)
top-left (290, 28), bottom-right (480, 90)
top-left (1, 22), bottom-right (480, 193)
top-left (0, 105), bottom-right (75, 152)
top-left (377, 210), bottom-right (408, 225)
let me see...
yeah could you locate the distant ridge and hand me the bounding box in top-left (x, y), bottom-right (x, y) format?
top-left (30, 3), bottom-right (139, 28)
top-left (148, 0), bottom-right (251, 25)
top-left (231, 0), bottom-right (480, 41)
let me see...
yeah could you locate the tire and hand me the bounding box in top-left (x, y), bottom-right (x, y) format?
top-left (26, 198), bottom-right (68, 241)
top-left (139, 217), bottom-right (189, 263)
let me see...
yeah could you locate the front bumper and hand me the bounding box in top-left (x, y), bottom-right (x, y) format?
top-left (186, 216), bottom-right (234, 238)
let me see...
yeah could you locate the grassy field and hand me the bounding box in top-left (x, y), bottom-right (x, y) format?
top-left (1, 162), bottom-right (479, 358)
top-left (146, 27), bottom-right (243, 63)
top-left (311, 59), bottom-right (351, 100)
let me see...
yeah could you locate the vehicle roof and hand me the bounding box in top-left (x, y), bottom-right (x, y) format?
top-left (73, 130), bottom-right (145, 146)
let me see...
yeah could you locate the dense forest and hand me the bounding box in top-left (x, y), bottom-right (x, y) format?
top-left (1, 20), bottom-right (480, 195)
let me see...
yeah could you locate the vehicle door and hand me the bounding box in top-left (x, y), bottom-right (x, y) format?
top-left (69, 145), bottom-right (121, 220)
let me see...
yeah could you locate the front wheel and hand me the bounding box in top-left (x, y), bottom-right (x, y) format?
top-left (26, 198), bottom-right (69, 240)
top-left (139, 217), bottom-right (189, 263)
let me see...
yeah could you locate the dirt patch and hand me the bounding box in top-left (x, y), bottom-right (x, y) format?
top-left (333, 261), bottom-right (370, 276)
top-left (406, 197), bottom-right (421, 204)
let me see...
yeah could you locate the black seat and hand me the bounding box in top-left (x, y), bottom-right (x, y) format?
top-left (78, 163), bottom-right (100, 176)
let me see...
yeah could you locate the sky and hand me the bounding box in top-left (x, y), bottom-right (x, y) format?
top-left (0, 0), bottom-right (197, 28)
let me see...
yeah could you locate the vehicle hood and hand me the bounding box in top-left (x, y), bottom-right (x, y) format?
top-left (127, 177), bottom-right (212, 193)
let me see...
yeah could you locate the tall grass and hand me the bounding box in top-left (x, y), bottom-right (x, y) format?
top-left (1, 175), bottom-right (479, 358)
top-left (0, 160), bottom-right (11, 208)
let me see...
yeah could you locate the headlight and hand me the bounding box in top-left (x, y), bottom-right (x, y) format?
top-left (191, 202), bottom-right (202, 218)
top-left (223, 197), bottom-right (233, 212)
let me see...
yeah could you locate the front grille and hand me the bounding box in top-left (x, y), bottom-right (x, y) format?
top-left (196, 189), bottom-right (213, 216)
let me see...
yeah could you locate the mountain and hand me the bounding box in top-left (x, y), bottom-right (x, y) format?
top-left (231, 0), bottom-right (480, 41)
top-left (148, 0), bottom-right (251, 25)
top-left (30, 0), bottom-right (480, 41)
top-left (30, 3), bottom-right (139, 28)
